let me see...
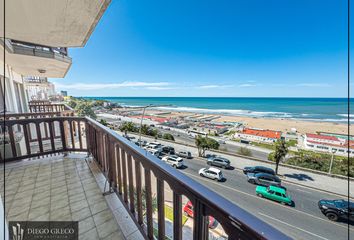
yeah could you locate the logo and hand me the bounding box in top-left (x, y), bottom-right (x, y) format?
top-left (12, 223), bottom-right (24, 240)
top-left (9, 221), bottom-right (78, 240)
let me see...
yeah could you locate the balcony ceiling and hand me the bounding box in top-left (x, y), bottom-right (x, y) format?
top-left (0, 0), bottom-right (111, 47)
top-left (0, 45), bottom-right (72, 78)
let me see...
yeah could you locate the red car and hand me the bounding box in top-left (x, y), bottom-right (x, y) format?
top-left (183, 201), bottom-right (218, 229)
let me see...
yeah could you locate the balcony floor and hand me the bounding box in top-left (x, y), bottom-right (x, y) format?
top-left (1, 153), bottom-right (143, 240)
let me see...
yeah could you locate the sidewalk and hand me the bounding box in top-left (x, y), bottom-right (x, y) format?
top-left (124, 132), bottom-right (354, 198)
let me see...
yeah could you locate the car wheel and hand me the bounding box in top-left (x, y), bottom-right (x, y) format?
top-left (326, 212), bottom-right (339, 221)
top-left (200, 173), bottom-right (204, 177)
top-left (222, 165), bottom-right (226, 169)
top-left (257, 193), bottom-right (263, 198)
top-left (280, 201), bottom-right (287, 205)
top-left (248, 179), bottom-right (255, 184)
top-left (183, 211), bottom-right (189, 217)
top-left (207, 162), bottom-right (211, 165)
top-left (173, 165), bottom-right (177, 168)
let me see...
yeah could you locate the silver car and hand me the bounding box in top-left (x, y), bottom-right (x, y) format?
top-left (247, 173), bottom-right (281, 187)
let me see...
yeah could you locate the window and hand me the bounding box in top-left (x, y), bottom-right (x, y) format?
top-left (268, 190), bottom-right (275, 194)
top-left (275, 192), bottom-right (282, 197)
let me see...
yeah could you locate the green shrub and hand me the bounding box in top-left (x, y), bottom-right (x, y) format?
top-left (238, 147), bottom-right (252, 157)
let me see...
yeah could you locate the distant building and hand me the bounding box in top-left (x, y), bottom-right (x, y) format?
top-left (60, 90), bottom-right (68, 97)
top-left (303, 133), bottom-right (353, 156)
top-left (24, 76), bottom-right (56, 100)
top-left (235, 128), bottom-right (282, 143)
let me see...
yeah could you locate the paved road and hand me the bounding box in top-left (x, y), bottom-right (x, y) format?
top-left (120, 131), bottom-right (354, 239)
top-left (178, 157), bottom-right (353, 240)
top-left (156, 128), bottom-right (270, 160)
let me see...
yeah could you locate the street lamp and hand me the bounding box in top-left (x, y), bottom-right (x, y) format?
top-left (136, 104), bottom-right (171, 148)
top-left (328, 149), bottom-right (337, 174)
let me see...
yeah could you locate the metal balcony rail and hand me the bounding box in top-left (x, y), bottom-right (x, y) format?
top-left (1, 116), bottom-right (291, 240)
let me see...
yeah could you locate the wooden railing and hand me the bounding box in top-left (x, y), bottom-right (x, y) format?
top-left (1, 116), bottom-right (291, 240)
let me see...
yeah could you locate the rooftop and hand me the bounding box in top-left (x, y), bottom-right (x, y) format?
top-left (242, 128), bottom-right (282, 139)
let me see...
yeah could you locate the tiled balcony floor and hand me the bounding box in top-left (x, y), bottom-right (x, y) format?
top-left (0, 153), bottom-right (143, 240)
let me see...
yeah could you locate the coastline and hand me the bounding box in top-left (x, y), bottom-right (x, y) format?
top-left (140, 109), bottom-right (352, 135)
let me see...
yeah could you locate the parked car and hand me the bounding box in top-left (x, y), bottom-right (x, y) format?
top-left (161, 146), bottom-right (175, 155)
top-left (145, 142), bottom-right (162, 151)
top-left (198, 167), bottom-right (224, 181)
top-left (247, 172), bottom-right (281, 187)
top-left (135, 140), bottom-right (147, 147)
top-left (183, 201), bottom-right (218, 229)
top-left (203, 153), bottom-right (217, 159)
top-left (176, 151), bottom-right (192, 159)
top-left (161, 155), bottom-right (184, 168)
top-left (207, 156), bottom-right (230, 169)
top-left (318, 199), bottom-right (354, 221)
top-left (256, 185), bottom-right (292, 206)
top-left (147, 149), bottom-right (162, 158)
top-left (243, 166), bottom-right (275, 175)
top-left (218, 139), bottom-right (226, 144)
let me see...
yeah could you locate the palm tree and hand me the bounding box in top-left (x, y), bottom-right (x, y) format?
top-left (274, 139), bottom-right (288, 174)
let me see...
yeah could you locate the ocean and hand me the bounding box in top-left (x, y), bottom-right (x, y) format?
top-left (84, 97), bottom-right (353, 123)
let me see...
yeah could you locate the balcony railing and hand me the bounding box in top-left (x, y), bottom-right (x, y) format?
top-left (1, 115), bottom-right (291, 240)
top-left (28, 102), bottom-right (74, 115)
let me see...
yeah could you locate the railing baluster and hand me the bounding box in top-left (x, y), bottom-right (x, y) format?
top-left (157, 179), bottom-right (165, 240)
top-left (127, 153), bottom-right (135, 213)
top-left (193, 199), bottom-right (208, 240)
top-left (8, 125), bottom-right (17, 158)
top-left (78, 121), bottom-right (83, 149)
top-left (121, 148), bottom-right (128, 203)
top-left (23, 123), bottom-right (31, 155)
top-left (36, 122), bottom-right (43, 153)
top-left (69, 120), bottom-right (75, 149)
top-left (60, 120), bottom-right (67, 151)
top-left (145, 169), bottom-right (153, 239)
top-left (135, 159), bottom-right (143, 225)
top-left (173, 192), bottom-right (182, 240)
top-left (49, 121), bottom-right (55, 151)
top-left (115, 144), bottom-right (123, 195)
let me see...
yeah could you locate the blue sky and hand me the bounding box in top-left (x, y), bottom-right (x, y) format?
top-left (53, 0), bottom-right (349, 97)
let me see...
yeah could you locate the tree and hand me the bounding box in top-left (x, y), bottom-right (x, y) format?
top-left (119, 122), bottom-right (137, 135)
top-left (140, 124), bottom-right (150, 135)
top-left (133, 188), bottom-right (158, 215)
top-left (99, 119), bottom-right (109, 127)
top-left (273, 139), bottom-right (288, 174)
top-left (195, 135), bottom-right (220, 157)
top-left (67, 99), bottom-right (77, 109)
top-left (162, 133), bottom-right (175, 141)
top-left (75, 102), bottom-right (96, 119)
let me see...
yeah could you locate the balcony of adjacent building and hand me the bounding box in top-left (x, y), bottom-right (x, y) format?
top-left (0, 38), bottom-right (72, 78)
top-left (0, 103), bottom-right (291, 240)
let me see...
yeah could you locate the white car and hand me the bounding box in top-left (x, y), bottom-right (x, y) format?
top-left (147, 149), bottom-right (162, 158)
top-left (198, 167), bottom-right (224, 181)
top-left (144, 142), bottom-right (162, 151)
top-left (162, 155), bottom-right (184, 168)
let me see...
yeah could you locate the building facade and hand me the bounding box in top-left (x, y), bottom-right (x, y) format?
top-left (303, 133), bottom-right (353, 156)
top-left (24, 76), bottom-right (56, 100)
top-left (235, 128), bottom-right (282, 143)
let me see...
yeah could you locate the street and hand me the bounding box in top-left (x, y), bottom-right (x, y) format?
top-left (123, 132), bottom-right (354, 240)
top-left (179, 157), bottom-right (353, 240)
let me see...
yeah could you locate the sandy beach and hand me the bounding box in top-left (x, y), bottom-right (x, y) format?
top-left (138, 109), bottom-right (352, 135)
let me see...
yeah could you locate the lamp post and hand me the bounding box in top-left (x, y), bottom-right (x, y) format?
top-left (137, 104), bottom-right (171, 148)
top-left (328, 149), bottom-right (337, 174)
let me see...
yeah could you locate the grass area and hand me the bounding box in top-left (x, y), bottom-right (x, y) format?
top-left (164, 205), bottom-right (188, 225)
top-left (287, 139), bottom-right (298, 147)
top-left (224, 130), bottom-right (236, 136)
top-left (251, 142), bottom-right (276, 150)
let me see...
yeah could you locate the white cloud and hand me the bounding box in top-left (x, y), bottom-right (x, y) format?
top-left (296, 83), bottom-right (331, 87)
top-left (53, 81), bottom-right (170, 90)
top-left (198, 84), bottom-right (233, 89)
top-left (238, 83), bottom-right (258, 88)
top-left (145, 87), bottom-right (177, 90)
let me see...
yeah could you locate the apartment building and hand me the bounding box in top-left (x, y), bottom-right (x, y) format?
top-left (303, 133), bottom-right (353, 156)
top-left (24, 76), bottom-right (56, 100)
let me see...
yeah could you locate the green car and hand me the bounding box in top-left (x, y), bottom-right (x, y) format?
top-left (256, 185), bottom-right (293, 206)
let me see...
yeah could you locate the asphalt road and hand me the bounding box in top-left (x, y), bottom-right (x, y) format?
top-left (177, 157), bottom-right (353, 240)
top-left (156, 128), bottom-right (270, 160)
top-left (118, 130), bottom-right (353, 239)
